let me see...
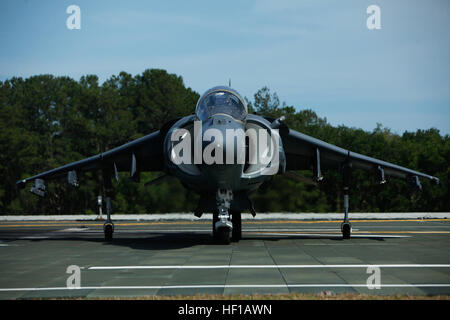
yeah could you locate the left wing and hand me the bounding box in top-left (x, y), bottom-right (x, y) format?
top-left (280, 127), bottom-right (439, 187)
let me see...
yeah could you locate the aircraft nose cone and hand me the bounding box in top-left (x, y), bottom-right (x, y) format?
top-left (200, 115), bottom-right (245, 189)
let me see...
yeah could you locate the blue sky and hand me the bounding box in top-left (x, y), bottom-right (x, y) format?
top-left (1, 0), bottom-right (449, 135)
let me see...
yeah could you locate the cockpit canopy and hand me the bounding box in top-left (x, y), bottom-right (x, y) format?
top-left (196, 87), bottom-right (247, 121)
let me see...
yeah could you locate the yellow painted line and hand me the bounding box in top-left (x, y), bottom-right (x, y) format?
top-left (114, 222), bottom-right (208, 226)
top-left (0, 221), bottom-right (209, 228)
top-left (0, 224), bottom-right (103, 228)
top-left (356, 231), bottom-right (450, 234)
top-left (6, 220), bottom-right (80, 224)
top-left (0, 221), bottom-right (84, 225)
top-left (250, 230), bottom-right (450, 235)
top-left (246, 219), bottom-right (450, 224)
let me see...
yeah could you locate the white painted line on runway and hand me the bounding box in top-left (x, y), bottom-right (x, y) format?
top-left (18, 236), bottom-right (50, 240)
top-left (248, 232), bottom-right (410, 238)
top-left (57, 228), bottom-right (90, 232)
top-left (1, 283), bottom-right (450, 292)
top-left (88, 264), bottom-right (450, 270)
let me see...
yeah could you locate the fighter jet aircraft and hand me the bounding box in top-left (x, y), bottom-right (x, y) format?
top-left (16, 86), bottom-right (440, 243)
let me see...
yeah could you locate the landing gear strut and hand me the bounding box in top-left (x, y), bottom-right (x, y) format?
top-left (102, 169), bottom-right (115, 242)
top-left (214, 189), bottom-right (233, 244)
top-left (341, 162), bottom-right (352, 239)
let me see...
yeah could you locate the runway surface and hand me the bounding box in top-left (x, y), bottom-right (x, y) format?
top-left (0, 217), bottom-right (450, 299)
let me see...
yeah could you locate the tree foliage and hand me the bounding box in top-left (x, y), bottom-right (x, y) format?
top-left (0, 72), bottom-right (448, 214)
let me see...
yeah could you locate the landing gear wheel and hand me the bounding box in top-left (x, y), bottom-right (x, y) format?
top-left (104, 223), bottom-right (114, 241)
top-left (217, 227), bottom-right (231, 244)
top-left (212, 211), bottom-right (219, 239)
top-left (341, 222), bottom-right (352, 239)
top-left (232, 211), bottom-right (242, 242)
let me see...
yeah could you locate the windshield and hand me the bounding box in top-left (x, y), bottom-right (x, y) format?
top-left (196, 90), bottom-right (247, 121)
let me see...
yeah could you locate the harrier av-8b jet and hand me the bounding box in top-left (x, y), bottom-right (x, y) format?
top-left (17, 86), bottom-right (440, 243)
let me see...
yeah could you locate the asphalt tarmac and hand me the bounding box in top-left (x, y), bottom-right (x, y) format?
top-left (0, 218), bottom-right (449, 299)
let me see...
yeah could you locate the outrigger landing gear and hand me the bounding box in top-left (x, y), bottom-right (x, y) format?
top-left (341, 162), bottom-right (352, 239)
top-left (103, 195), bottom-right (114, 242)
top-left (102, 169), bottom-right (115, 242)
top-left (104, 220), bottom-right (114, 241)
top-left (214, 189), bottom-right (233, 244)
top-left (341, 221), bottom-right (351, 239)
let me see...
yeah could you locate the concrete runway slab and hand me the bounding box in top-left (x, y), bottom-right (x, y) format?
top-left (0, 218), bottom-right (450, 299)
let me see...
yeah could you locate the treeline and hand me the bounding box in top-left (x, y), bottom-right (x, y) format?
top-left (0, 70), bottom-right (448, 214)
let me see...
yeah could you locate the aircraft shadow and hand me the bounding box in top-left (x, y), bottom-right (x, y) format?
top-left (0, 231), bottom-right (392, 251)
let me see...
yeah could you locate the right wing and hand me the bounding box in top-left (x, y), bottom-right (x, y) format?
top-left (17, 130), bottom-right (165, 193)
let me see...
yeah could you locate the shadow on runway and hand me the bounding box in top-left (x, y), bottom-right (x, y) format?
top-left (0, 231), bottom-right (394, 251)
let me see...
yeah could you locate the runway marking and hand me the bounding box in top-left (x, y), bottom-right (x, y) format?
top-left (0, 224), bottom-right (105, 228)
top-left (249, 219), bottom-right (450, 224)
top-left (88, 264), bottom-right (450, 270)
top-left (358, 231), bottom-right (450, 234)
top-left (108, 228), bottom-right (353, 233)
top-left (18, 236), bottom-right (50, 240)
top-left (1, 283), bottom-right (450, 292)
top-left (247, 232), bottom-right (410, 238)
top-left (57, 228), bottom-right (90, 232)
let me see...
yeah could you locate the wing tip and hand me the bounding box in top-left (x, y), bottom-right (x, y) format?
top-left (16, 179), bottom-right (27, 189)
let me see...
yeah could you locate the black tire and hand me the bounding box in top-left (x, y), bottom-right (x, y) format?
top-left (212, 210), bottom-right (219, 239)
top-left (217, 227), bottom-right (231, 244)
top-left (232, 211), bottom-right (242, 242)
top-left (342, 223), bottom-right (351, 239)
top-left (104, 223), bottom-right (114, 241)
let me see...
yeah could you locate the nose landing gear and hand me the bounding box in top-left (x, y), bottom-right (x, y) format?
top-left (213, 189), bottom-right (233, 244)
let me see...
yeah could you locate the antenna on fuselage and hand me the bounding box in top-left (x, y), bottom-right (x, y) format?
top-left (228, 78), bottom-right (231, 87)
